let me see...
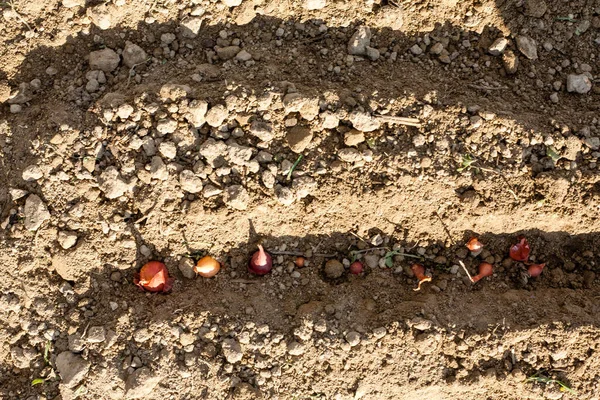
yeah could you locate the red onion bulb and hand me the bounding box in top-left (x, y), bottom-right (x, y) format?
top-left (249, 244), bottom-right (272, 275)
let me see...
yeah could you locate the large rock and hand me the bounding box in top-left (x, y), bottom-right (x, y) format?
top-left (222, 339), bottom-right (243, 363)
top-left (56, 351), bottom-right (90, 388)
top-left (179, 170), bottom-right (203, 193)
top-left (125, 367), bottom-right (161, 399)
top-left (567, 74), bottom-right (592, 94)
top-left (122, 42), bottom-right (147, 68)
top-left (348, 111), bottom-right (380, 132)
top-left (89, 48), bottom-right (120, 72)
top-left (24, 194), bottom-right (50, 231)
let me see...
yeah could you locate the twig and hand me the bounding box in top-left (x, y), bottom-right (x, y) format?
top-left (349, 231), bottom-right (368, 243)
top-left (126, 58), bottom-right (151, 87)
top-left (458, 260), bottom-right (474, 283)
top-left (374, 115), bottom-right (421, 128)
top-left (468, 84), bottom-right (507, 91)
top-left (286, 154), bottom-right (303, 181)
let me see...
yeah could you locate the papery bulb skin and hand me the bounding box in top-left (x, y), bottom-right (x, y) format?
top-left (249, 245), bottom-right (273, 275)
top-left (134, 261), bottom-right (174, 293)
top-left (510, 238), bottom-right (531, 262)
top-left (411, 264), bottom-right (432, 291)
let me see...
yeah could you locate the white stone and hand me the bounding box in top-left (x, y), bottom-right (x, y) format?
top-left (304, 0), bottom-right (326, 10)
top-left (159, 141), bottom-right (177, 159)
top-left (24, 194), bottom-right (50, 231)
top-left (22, 165), bottom-right (43, 181)
top-left (567, 74), bottom-right (592, 94)
top-left (348, 26), bottom-right (371, 56)
top-left (55, 351), bottom-right (90, 388)
top-left (179, 170), bottom-right (203, 193)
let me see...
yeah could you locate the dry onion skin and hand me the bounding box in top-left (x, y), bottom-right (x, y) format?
top-left (194, 256), bottom-right (221, 278)
top-left (411, 264), bottom-right (432, 291)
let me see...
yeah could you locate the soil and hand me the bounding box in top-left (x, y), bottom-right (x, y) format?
top-left (2, 0), bottom-right (600, 399)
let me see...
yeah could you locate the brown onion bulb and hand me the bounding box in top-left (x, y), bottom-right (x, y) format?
top-left (194, 256), bottom-right (221, 278)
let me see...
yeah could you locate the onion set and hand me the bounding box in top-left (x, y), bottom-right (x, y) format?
top-left (466, 237), bottom-right (484, 256)
top-left (510, 238), bottom-right (530, 261)
top-left (528, 263), bottom-right (545, 278)
top-left (194, 256), bottom-right (221, 278)
top-left (134, 261), bottom-right (174, 293)
top-left (349, 261), bottom-right (364, 275)
top-left (472, 262), bottom-right (493, 283)
top-left (249, 244), bottom-right (272, 275)
top-left (411, 264), bottom-right (432, 291)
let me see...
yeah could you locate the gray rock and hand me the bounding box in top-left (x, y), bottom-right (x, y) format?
top-left (249, 120), bottom-right (274, 142)
top-left (584, 137), bottom-right (600, 150)
top-left (488, 37), bottom-right (508, 56)
top-left (125, 367), bottom-right (161, 399)
top-left (365, 46), bottom-right (380, 61)
top-left (236, 49), bottom-right (252, 62)
top-left (22, 165), bottom-right (43, 181)
top-left (55, 351), bottom-right (90, 388)
top-left (346, 331), bottom-right (361, 347)
top-left (205, 105), bottom-right (228, 127)
top-left (9, 188), bottom-right (28, 201)
top-left (179, 170), bottom-right (203, 193)
top-left (7, 82), bottom-right (33, 104)
top-left (516, 36), bottom-right (538, 60)
top-left (87, 326), bottom-right (106, 343)
top-left (68, 334), bottom-right (85, 353)
top-left (150, 156), bottom-right (168, 181)
top-left (347, 26), bottom-right (371, 56)
top-left (324, 259), bottom-right (344, 278)
top-left (180, 17), bottom-right (203, 38)
top-left (222, 339), bottom-right (243, 363)
top-left (410, 44), bottom-right (423, 55)
top-left (203, 184), bottom-right (223, 198)
top-left (363, 254), bottom-right (379, 269)
top-left (223, 185), bottom-right (249, 210)
top-left (286, 126), bottom-right (313, 153)
top-left (24, 194), bottom-right (50, 231)
top-left (199, 138), bottom-right (227, 166)
top-left (566, 74), bottom-right (592, 94)
top-left (262, 170), bottom-right (276, 189)
top-left (89, 48), bottom-right (120, 72)
top-left (228, 142), bottom-right (253, 165)
top-left (185, 99), bottom-right (208, 127)
top-left (372, 327), bottom-right (387, 339)
top-left (287, 341), bottom-right (306, 355)
top-left (337, 148), bottom-right (362, 162)
top-left (98, 167), bottom-right (133, 199)
top-left (216, 46), bottom-right (241, 60)
top-left (58, 231), bottom-right (78, 249)
top-left (86, 79), bottom-right (99, 93)
top-left (429, 42), bottom-right (444, 55)
top-left (133, 328), bottom-right (152, 343)
top-left (348, 111), bottom-right (380, 132)
top-left (122, 42), bottom-right (147, 68)
top-left (178, 257), bottom-right (196, 279)
top-left (409, 317), bottom-right (432, 331)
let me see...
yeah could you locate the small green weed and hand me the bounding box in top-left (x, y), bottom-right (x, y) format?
top-left (526, 371), bottom-right (575, 394)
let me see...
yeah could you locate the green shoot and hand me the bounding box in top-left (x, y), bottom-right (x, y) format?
top-left (526, 372), bottom-right (575, 394)
top-left (366, 138), bottom-right (376, 149)
top-left (383, 250), bottom-right (422, 267)
top-left (457, 154), bottom-right (478, 173)
top-left (286, 155), bottom-right (303, 181)
top-left (546, 146), bottom-right (561, 163)
top-left (555, 16), bottom-right (576, 22)
top-left (31, 378), bottom-right (44, 386)
top-left (44, 341), bottom-right (51, 364)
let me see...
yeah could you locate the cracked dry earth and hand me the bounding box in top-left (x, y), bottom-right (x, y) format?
top-left (3, 0), bottom-right (600, 399)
